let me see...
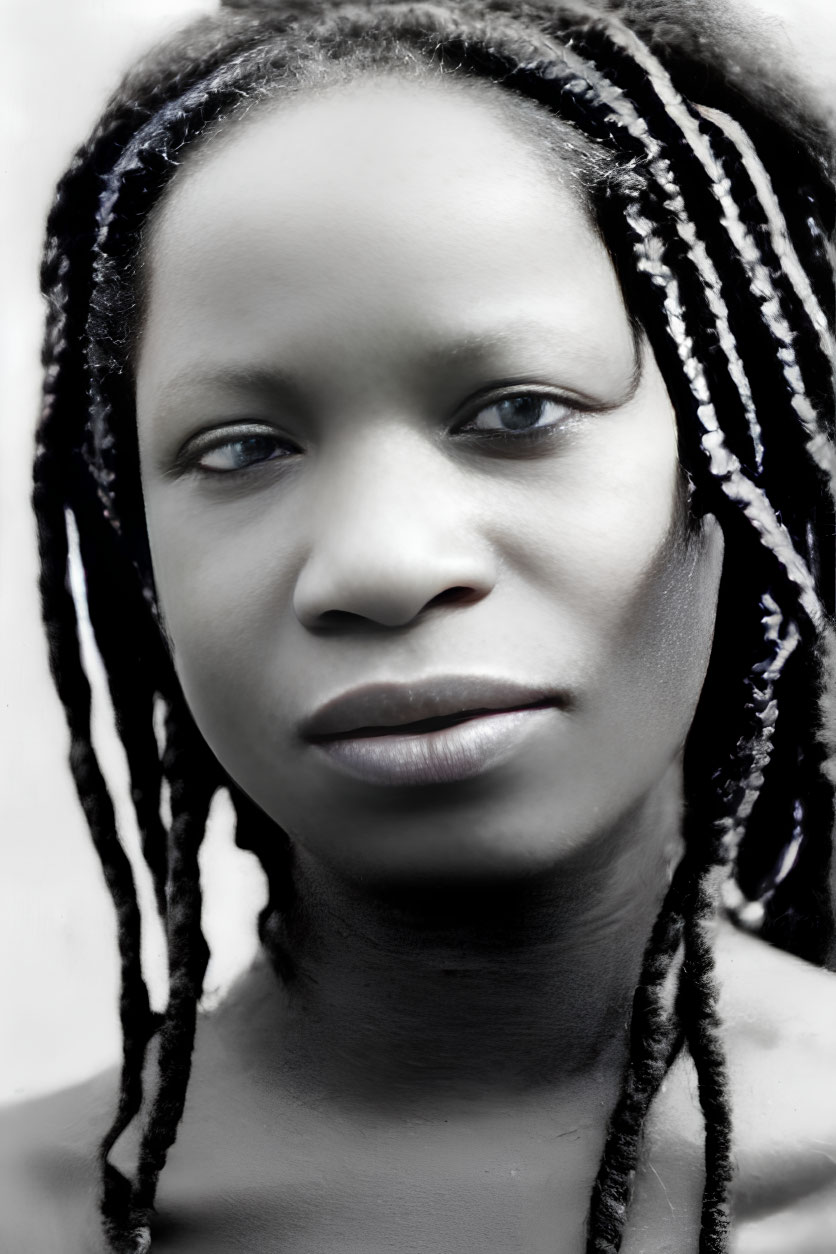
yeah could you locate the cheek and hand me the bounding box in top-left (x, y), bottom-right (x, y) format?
top-left (534, 363), bottom-right (716, 697)
top-left (573, 435), bottom-right (721, 718)
top-left (567, 496), bottom-right (724, 777)
top-left (141, 487), bottom-right (295, 749)
top-left (611, 507), bottom-right (724, 702)
top-left (491, 405), bottom-right (723, 785)
top-left (492, 429), bottom-right (692, 664)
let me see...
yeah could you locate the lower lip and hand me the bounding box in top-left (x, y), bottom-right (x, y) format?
top-left (311, 706), bottom-right (555, 787)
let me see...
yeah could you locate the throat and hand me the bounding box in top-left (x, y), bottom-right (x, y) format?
top-left (234, 847), bottom-right (673, 1114)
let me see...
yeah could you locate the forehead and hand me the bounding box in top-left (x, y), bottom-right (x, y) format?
top-left (137, 76), bottom-right (630, 402)
top-left (149, 73), bottom-right (588, 230)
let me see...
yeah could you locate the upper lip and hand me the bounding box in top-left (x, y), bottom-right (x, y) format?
top-left (300, 676), bottom-right (561, 740)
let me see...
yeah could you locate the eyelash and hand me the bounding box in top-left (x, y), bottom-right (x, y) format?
top-left (179, 390), bottom-right (581, 477)
top-left (455, 392), bottom-right (578, 446)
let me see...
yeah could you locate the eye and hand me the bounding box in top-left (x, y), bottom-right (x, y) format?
top-left (458, 394), bottom-right (575, 437)
top-left (183, 427), bottom-right (297, 475)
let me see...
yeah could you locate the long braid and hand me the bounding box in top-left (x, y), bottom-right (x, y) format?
top-left (126, 702), bottom-right (217, 1247)
top-left (562, 23), bottom-right (834, 960)
top-left (561, 17), bottom-right (834, 617)
top-left (230, 787), bottom-right (299, 982)
top-left (35, 32), bottom-right (331, 1251)
top-left (677, 867), bottom-right (733, 1254)
top-left (33, 4), bottom-right (835, 1251)
top-left (689, 108), bottom-right (836, 604)
top-left (33, 26), bottom-right (311, 1241)
top-left (74, 503), bottom-right (170, 920)
top-left (716, 595), bottom-right (801, 882)
top-left (580, 21), bottom-right (836, 496)
top-left (32, 450), bottom-right (157, 1235)
top-left (586, 844), bottom-right (695, 1252)
top-left (35, 149), bottom-right (164, 1224)
top-left (507, 16), bottom-right (830, 1242)
top-left (504, 40), bottom-right (828, 634)
top-left (534, 38), bottom-right (767, 478)
top-left (32, 4), bottom-right (293, 920)
top-left (586, 590), bottom-right (806, 1250)
top-left (557, 107), bottom-right (747, 1233)
top-left (694, 105), bottom-right (833, 365)
top-left (601, 118), bottom-right (829, 958)
top-left (575, 56), bottom-right (818, 1238)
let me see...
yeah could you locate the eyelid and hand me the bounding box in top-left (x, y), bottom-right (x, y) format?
top-left (170, 380), bottom-right (611, 471)
top-left (451, 384), bottom-right (590, 433)
top-left (174, 421), bottom-right (298, 473)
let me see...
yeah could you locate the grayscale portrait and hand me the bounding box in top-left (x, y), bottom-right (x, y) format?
top-left (1, 0), bottom-right (835, 1250)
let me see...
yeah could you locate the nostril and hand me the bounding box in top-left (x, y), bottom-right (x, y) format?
top-left (304, 585), bottom-right (484, 632)
top-left (315, 608), bottom-right (382, 631)
top-left (426, 586), bottom-right (481, 609)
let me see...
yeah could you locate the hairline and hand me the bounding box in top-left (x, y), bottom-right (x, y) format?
top-left (132, 60), bottom-right (623, 363)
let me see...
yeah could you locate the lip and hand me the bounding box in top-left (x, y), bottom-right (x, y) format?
top-left (300, 676), bottom-right (561, 740)
top-left (300, 677), bottom-right (564, 788)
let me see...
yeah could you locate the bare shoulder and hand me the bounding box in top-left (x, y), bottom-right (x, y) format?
top-left (714, 919), bottom-right (836, 1115)
top-left (0, 1068), bottom-right (117, 1254)
top-left (715, 917), bottom-right (836, 1039)
top-left (630, 923), bottom-right (836, 1252)
top-left (715, 921), bottom-right (836, 1251)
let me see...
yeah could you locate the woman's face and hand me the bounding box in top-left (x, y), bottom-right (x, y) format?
top-left (135, 77), bottom-right (723, 885)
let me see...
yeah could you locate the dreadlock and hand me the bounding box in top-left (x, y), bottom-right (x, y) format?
top-left (33, 1), bottom-right (835, 1251)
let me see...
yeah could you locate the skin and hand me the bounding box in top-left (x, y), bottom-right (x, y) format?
top-left (136, 72), bottom-right (721, 1115)
top-left (4, 76), bottom-right (836, 1253)
top-left (137, 79), bottom-right (718, 893)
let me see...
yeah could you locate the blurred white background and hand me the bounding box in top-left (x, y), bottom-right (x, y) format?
top-left (1, 0), bottom-right (834, 1106)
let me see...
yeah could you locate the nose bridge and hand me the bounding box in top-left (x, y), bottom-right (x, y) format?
top-left (292, 428), bottom-right (495, 628)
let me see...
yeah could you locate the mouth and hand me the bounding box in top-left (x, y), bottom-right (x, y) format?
top-left (301, 678), bottom-right (563, 787)
top-left (310, 699), bottom-right (553, 740)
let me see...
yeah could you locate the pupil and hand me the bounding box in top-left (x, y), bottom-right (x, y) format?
top-left (236, 436), bottom-right (273, 463)
top-left (496, 397), bottom-right (543, 430)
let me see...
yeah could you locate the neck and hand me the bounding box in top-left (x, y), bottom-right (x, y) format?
top-left (217, 773), bottom-right (683, 1115)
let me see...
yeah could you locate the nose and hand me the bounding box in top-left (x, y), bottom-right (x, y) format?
top-left (292, 441), bottom-right (496, 630)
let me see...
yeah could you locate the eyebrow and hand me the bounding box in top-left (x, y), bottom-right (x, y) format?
top-left (153, 363), bottom-right (300, 404)
top-left (152, 317), bottom-right (646, 410)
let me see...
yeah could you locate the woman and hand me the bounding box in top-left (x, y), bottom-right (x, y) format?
top-left (5, 0), bottom-right (836, 1249)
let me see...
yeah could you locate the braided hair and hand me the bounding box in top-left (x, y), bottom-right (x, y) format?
top-left (33, 2), bottom-right (835, 1251)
